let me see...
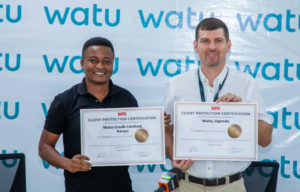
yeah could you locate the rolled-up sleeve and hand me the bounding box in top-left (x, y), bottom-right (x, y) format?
top-left (44, 97), bottom-right (67, 135)
top-left (247, 80), bottom-right (273, 125)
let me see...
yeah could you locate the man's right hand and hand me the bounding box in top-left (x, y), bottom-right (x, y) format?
top-left (172, 159), bottom-right (194, 172)
top-left (65, 154), bottom-right (92, 173)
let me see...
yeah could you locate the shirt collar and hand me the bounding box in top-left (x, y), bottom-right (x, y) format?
top-left (77, 78), bottom-right (120, 96)
top-left (199, 66), bottom-right (228, 85)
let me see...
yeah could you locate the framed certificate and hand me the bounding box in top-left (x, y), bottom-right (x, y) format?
top-left (174, 102), bottom-right (258, 161)
top-left (80, 107), bottom-right (165, 166)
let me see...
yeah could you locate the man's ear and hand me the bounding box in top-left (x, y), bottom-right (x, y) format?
top-left (193, 40), bottom-right (198, 53)
top-left (80, 59), bottom-right (84, 69)
top-left (226, 40), bottom-right (232, 53)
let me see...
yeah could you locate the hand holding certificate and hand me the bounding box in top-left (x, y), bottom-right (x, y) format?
top-left (174, 102), bottom-right (258, 161)
top-left (81, 107), bottom-right (165, 166)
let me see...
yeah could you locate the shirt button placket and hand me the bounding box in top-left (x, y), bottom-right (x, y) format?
top-left (207, 161), bottom-right (213, 178)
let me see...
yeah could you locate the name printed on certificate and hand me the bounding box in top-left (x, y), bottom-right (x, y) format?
top-left (81, 107), bottom-right (165, 166)
top-left (174, 102), bottom-right (258, 161)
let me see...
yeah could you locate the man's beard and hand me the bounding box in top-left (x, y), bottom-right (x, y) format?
top-left (204, 56), bottom-right (220, 66)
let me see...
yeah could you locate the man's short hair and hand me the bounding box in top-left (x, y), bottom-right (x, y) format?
top-left (195, 18), bottom-right (229, 42)
top-left (82, 37), bottom-right (115, 59)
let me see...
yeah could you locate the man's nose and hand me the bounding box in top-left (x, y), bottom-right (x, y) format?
top-left (96, 62), bottom-right (104, 68)
top-left (209, 42), bottom-right (216, 50)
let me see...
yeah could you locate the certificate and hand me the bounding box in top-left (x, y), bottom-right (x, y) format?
top-left (174, 102), bottom-right (258, 161)
top-left (80, 107), bottom-right (165, 166)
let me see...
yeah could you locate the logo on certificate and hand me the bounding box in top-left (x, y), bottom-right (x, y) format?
top-left (227, 124), bottom-right (242, 138)
top-left (135, 129), bottom-right (149, 143)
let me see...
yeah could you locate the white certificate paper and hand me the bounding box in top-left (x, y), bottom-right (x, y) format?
top-left (174, 102), bottom-right (258, 161)
top-left (80, 107), bottom-right (165, 166)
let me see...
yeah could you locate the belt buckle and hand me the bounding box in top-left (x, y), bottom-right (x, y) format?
top-left (204, 178), bottom-right (218, 187)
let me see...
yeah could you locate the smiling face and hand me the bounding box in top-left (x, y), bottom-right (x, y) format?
top-left (194, 28), bottom-right (231, 69)
top-left (80, 45), bottom-right (114, 86)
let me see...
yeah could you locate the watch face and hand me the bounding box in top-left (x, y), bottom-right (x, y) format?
top-left (228, 124), bottom-right (242, 139)
top-left (135, 129), bottom-right (149, 143)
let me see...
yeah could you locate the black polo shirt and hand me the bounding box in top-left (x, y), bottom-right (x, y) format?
top-left (44, 78), bottom-right (138, 192)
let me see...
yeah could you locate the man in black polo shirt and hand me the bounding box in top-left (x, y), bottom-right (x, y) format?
top-left (38, 37), bottom-right (138, 192)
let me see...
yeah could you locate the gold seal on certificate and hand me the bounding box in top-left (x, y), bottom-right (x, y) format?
top-left (135, 129), bottom-right (149, 143)
top-left (228, 124), bottom-right (242, 138)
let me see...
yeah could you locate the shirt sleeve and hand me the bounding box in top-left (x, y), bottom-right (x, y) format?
top-left (44, 96), bottom-right (67, 135)
top-left (247, 79), bottom-right (273, 125)
top-left (164, 80), bottom-right (175, 125)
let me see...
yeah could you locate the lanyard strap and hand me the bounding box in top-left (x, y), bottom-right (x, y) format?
top-left (198, 68), bottom-right (229, 102)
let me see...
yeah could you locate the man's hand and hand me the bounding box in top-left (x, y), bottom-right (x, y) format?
top-left (258, 120), bottom-right (273, 147)
top-left (164, 111), bottom-right (171, 132)
top-left (64, 154), bottom-right (92, 173)
top-left (216, 93), bottom-right (242, 103)
top-left (172, 159), bottom-right (194, 172)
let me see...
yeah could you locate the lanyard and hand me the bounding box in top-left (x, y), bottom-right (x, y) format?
top-left (198, 68), bottom-right (229, 102)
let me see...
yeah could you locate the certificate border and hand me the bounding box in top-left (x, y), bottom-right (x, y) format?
top-left (174, 102), bottom-right (258, 161)
top-left (80, 107), bottom-right (165, 166)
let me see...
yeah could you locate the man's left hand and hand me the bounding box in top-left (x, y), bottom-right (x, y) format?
top-left (216, 93), bottom-right (242, 103)
top-left (172, 159), bottom-right (194, 172)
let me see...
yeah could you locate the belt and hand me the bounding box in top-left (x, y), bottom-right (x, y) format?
top-left (182, 172), bottom-right (242, 187)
